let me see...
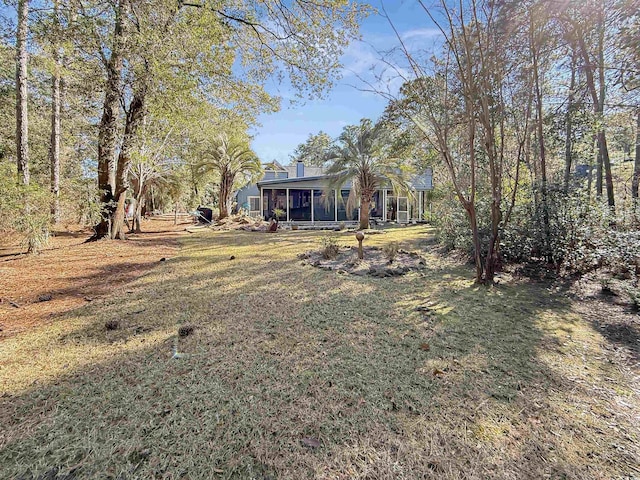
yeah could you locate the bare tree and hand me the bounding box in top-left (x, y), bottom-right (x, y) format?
top-left (383, 0), bottom-right (525, 283)
top-left (566, 1), bottom-right (616, 209)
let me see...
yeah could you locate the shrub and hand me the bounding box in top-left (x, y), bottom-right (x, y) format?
top-left (272, 208), bottom-right (285, 222)
top-left (626, 287), bottom-right (640, 311)
top-left (434, 194), bottom-right (492, 263)
top-left (0, 163), bottom-right (51, 253)
top-left (383, 241), bottom-right (399, 263)
top-left (321, 235), bottom-right (340, 259)
top-left (432, 183), bottom-right (639, 278)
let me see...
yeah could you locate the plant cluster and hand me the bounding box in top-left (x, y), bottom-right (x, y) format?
top-left (383, 241), bottom-right (399, 263)
top-left (321, 236), bottom-right (341, 260)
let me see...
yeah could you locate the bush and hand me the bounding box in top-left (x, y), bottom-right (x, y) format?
top-left (434, 194), bottom-right (491, 263)
top-left (321, 235), bottom-right (340, 259)
top-left (383, 241), bottom-right (399, 263)
top-left (0, 163), bottom-right (51, 253)
top-left (433, 183), bottom-right (638, 278)
top-left (501, 186), bottom-right (618, 273)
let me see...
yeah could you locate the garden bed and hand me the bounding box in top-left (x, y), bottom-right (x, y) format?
top-left (299, 245), bottom-right (426, 277)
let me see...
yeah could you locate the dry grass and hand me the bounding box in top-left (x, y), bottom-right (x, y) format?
top-left (0, 226), bottom-right (638, 479)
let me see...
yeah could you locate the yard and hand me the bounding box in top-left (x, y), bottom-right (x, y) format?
top-left (1, 224), bottom-right (638, 479)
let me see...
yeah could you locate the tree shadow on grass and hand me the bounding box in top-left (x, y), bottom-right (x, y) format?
top-left (2, 229), bottom-right (638, 479)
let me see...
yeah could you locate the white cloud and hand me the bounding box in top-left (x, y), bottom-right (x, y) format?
top-left (400, 28), bottom-right (441, 41)
top-left (340, 41), bottom-right (381, 78)
top-left (339, 39), bottom-right (412, 98)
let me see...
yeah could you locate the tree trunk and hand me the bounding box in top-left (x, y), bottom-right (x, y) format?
top-left (132, 179), bottom-right (145, 233)
top-left (632, 109), bottom-right (640, 200)
top-left (359, 194), bottom-right (371, 230)
top-left (598, 131), bottom-right (614, 208)
top-left (466, 203), bottom-right (484, 284)
top-left (92, 0), bottom-right (127, 240)
top-left (49, 9), bottom-right (62, 223)
top-left (577, 11), bottom-right (614, 210)
top-left (596, 148), bottom-right (603, 197)
top-left (134, 196), bottom-right (144, 233)
top-left (110, 86), bottom-right (147, 238)
top-left (218, 171), bottom-right (233, 220)
top-left (15, 0), bottom-right (30, 185)
top-left (587, 134), bottom-right (597, 201)
top-left (110, 194), bottom-right (127, 239)
top-left (563, 46), bottom-right (577, 193)
top-left (531, 15), bottom-right (551, 262)
top-left (597, 12), bottom-right (614, 210)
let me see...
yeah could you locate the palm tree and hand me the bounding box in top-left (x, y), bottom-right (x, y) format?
top-left (199, 134), bottom-right (261, 220)
top-left (326, 119), bottom-right (412, 230)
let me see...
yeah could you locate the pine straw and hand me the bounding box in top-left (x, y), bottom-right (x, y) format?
top-left (0, 217), bottom-right (185, 338)
top-left (1, 226), bottom-right (638, 479)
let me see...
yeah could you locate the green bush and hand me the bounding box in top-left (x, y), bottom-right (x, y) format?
top-left (0, 163), bottom-right (51, 253)
top-left (433, 183), bottom-right (637, 277)
top-left (434, 194), bottom-right (492, 263)
top-left (321, 235), bottom-right (340, 260)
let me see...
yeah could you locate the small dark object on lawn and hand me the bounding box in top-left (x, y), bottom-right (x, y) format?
top-left (601, 282), bottom-right (616, 296)
top-left (105, 320), bottom-right (119, 330)
top-left (10, 301), bottom-right (20, 308)
top-left (84, 297), bottom-right (93, 302)
top-left (38, 294), bottom-right (53, 302)
top-left (178, 325), bottom-right (195, 337)
top-left (420, 343), bottom-right (430, 351)
top-left (433, 368), bottom-right (445, 376)
top-left (160, 257), bottom-right (166, 262)
top-left (229, 255), bottom-right (236, 260)
top-left (301, 437), bottom-right (321, 448)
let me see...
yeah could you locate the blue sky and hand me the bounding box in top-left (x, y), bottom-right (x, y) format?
top-left (251, 1), bottom-right (441, 165)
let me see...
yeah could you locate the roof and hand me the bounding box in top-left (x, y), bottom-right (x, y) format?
top-left (257, 175), bottom-right (334, 187)
top-left (255, 165), bottom-right (432, 190)
top-left (282, 165), bottom-right (326, 178)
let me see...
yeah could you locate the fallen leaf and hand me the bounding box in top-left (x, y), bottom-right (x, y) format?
top-left (420, 343), bottom-right (430, 351)
top-left (433, 368), bottom-right (445, 376)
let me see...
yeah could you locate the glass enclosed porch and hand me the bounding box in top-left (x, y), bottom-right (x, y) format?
top-left (260, 187), bottom-right (429, 224)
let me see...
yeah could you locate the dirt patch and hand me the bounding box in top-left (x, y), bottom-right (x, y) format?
top-left (0, 217), bottom-right (187, 339)
top-left (299, 246), bottom-right (426, 277)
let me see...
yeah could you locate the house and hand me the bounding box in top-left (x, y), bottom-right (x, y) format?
top-left (236, 160), bottom-right (433, 224)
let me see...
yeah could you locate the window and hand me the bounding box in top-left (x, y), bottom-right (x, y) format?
top-left (248, 196), bottom-right (260, 214)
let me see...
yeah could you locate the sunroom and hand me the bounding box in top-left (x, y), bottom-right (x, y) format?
top-left (254, 176), bottom-right (432, 225)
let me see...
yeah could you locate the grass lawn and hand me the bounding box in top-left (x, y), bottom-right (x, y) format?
top-left (1, 226), bottom-right (638, 479)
